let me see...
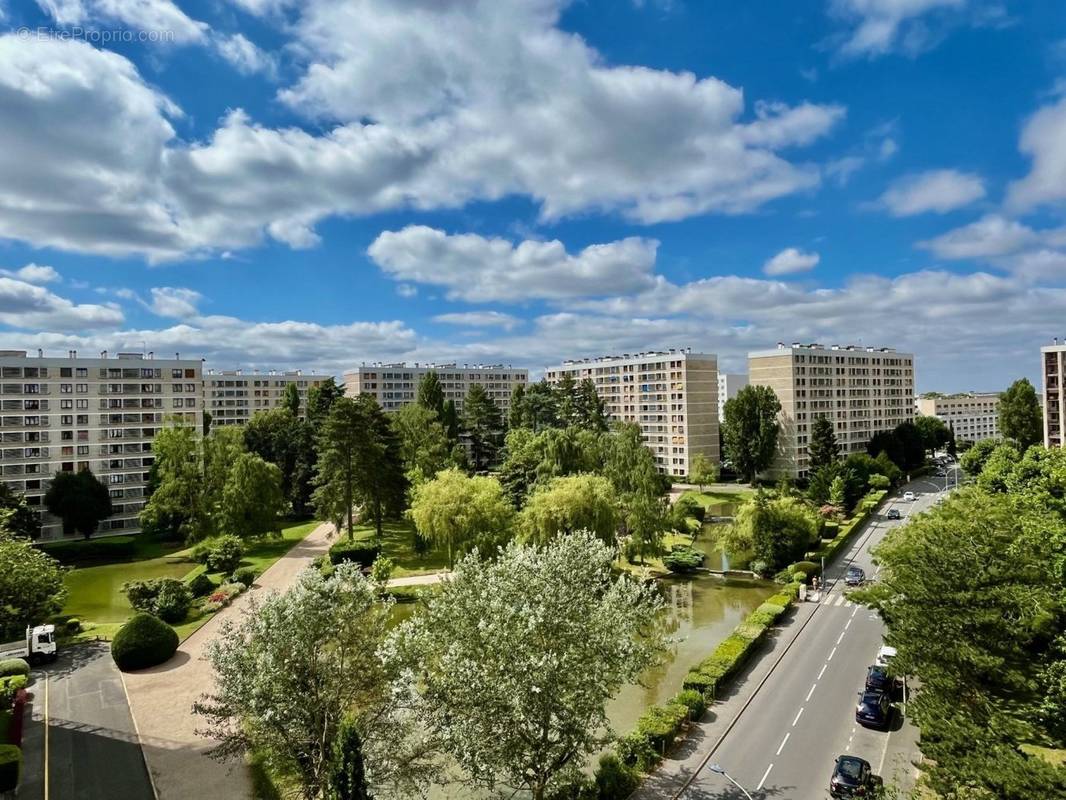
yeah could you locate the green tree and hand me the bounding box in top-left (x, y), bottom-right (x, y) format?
top-left (408, 468), bottom-right (515, 568)
top-left (508, 383), bottom-right (526, 430)
top-left (721, 386), bottom-right (782, 483)
top-left (518, 474), bottom-right (619, 544)
top-left (621, 489), bottom-right (668, 564)
top-left (327, 718), bottom-right (372, 800)
top-left (522, 381), bottom-right (559, 432)
top-left (440, 399), bottom-right (460, 445)
top-left (313, 397), bottom-right (372, 539)
top-left (555, 373), bottom-right (579, 426)
top-left (688, 452), bottom-right (718, 491)
top-left (416, 370), bottom-right (445, 419)
top-left (195, 564), bottom-right (432, 800)
top-left (719, 491), bottom-right (820, 572)
top-left (245, 408), bottom-right (316, 516)
top-left (999, 378), bottom-right (1043, 451)
top-left (0, 483), bottom-right (41, 540)
top-left (140, 425), bottom-right (206, 541)
top-left (806, 414), bottom-right (839, 471)
top-left (960, 436), bottom-right (1002, 476)
top-left (306, 378), bottom-right (343, 429)
top-left (828, 475), bottom-right (846, 508)
top-left (914, 415), bottom-right (951, 456)
top-left (44, 468), bottom-right (113, 539)
top-left (575, 378), bottom-right (608, 432)
top-left (0, 530), bottom-right (66, 638)
top-left (462, 384), bottom-right (503, 471)
top-left (283, 382), bottom-right (301, 417)
top-left (391, 532), bottom-right (665, 800)
top-left (221, 453), bottom-right (285, 539)
top-left (390, 403), bottom-right (452, 487)
top-left (202, 426), bottom-right (247, 528)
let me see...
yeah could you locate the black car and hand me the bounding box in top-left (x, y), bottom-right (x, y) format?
top-left (865, 665), bottom-right (894, 693)
top-left (856, 689), bottom-right (892, 728)
top-left (845, 565), bottom-right (866, 586)
top-left (830, 755), bottom-right (877, 798)
top-left (887, 508), bottom-right (901, 520)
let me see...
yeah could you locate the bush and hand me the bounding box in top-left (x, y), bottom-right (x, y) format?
top-left (662, 545), bottom-right (704, 574)
top-left (672, 688), bottom-right (707, 720)
top-left (595, 752), bottom-right (640, 799)
top-left (110, 613), bottom-right (179, 671)
top-left (766, 593), bottom-right (792, 608)
top-left (207, 535), bottom-right (244, 573)
top-left (681, 669), bottom-right (716, 695)
top-left (200, 599), bottom-right (224, 614)
top-left (750, 559), bottom-right (770, 576)
top-left (187, 572), bottom-right (216, 597)
top-left (0, 744), bottom-right (21, 793)
top-left (0, 659), bottom-right (29, 678)
top-left (756, 602), bottom-right (787, 619)
top-left (328, 540), bottom-right (380, 567)
top-left (547, 777), bottom-right (597, 800)
top-left (615, 730), bottom-right (660, 772)
top-left (189, 543), bottom-right (211, 565)
top-left (790, 560), bottom-right (820, 578)
top-left (746, 608), bottom-right (778, 627)
top-left (636, 703), bottom-right (689, 753)
top-left (230, 567), bottom-right (256, 588)
top-left (0, 676), bottom-right (27, 705)
top-left (734, 621), bottom-right (767, 641)
top-left (792, 571), bottom-right (808, 583)
top-left (65, 618), bottom-right (81, 635)
top-left (122, 578), bottom-right (193, 623)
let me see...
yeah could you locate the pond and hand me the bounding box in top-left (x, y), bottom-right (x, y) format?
top-left (62, 558), bottom-right (195, 623)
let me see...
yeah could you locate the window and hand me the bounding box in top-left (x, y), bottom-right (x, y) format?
top-left (75, 368), bottom-right (87, 378)
top-left (60, 415), bottom-right (73, 425)
top-left (60, 384), bottom-right (72, 393)
top-left (173, 398), bottom-right (184, 408)
top-left (171, 369), bottom-right (182, 378)
top-left (77, 445), bottom-right (89, 455)
top-left (60, 367), bottom-right (72, 378)
top-left (76, 384), bottom-right (88, 393)
top-left (60, 399), bottom-right (72, 409)
top-left (76, 399), bottom-right (88, 409)
top-left (60, 430), bottom-right (73, 441)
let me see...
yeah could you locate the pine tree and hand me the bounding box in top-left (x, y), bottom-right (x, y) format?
top-left (283, 382), bottom-right (301, 417)
top-left (556, 374), bottom-right (578, 426)
top-left (417, 371), bottom-right (446, 418)
top-left (327, 719), bottom-right (372, 800)
top-left (508, 384), bottom-right (526, 430)
top-left (463, 384), bottom-right (504, 471)
top-left (575, 378), bottom-right (608, 432)
top-left (806, 414), bottom-right (839, 471)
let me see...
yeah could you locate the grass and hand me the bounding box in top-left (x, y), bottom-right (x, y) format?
top-left (343, 518), bottom-right (450, 577)
top-left (1022, 743), bottom-right (1066, 767)
top-left (678, 488), bottom-right (753, 515)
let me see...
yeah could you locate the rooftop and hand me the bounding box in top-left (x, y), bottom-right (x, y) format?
top-left (551, 348), bottom-right (712, 367)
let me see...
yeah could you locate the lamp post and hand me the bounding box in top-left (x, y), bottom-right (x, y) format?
top-left (708, 764), bottom-right (754, 800)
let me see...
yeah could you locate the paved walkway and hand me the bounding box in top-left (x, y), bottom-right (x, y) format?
top-left (122, 521), bottom-right (337, 800)
top-left (387, 570), bottom-right (449, 588)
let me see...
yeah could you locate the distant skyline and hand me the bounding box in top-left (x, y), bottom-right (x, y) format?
top-left (0, 0), bottom-right (1064, 391)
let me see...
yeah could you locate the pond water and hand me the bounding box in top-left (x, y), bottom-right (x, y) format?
top-left (62, 559), bottom-right (195, 623)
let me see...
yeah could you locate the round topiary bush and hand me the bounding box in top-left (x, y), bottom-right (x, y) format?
top-left (230, 567), bottom-right (256, 588)
top-left (0, 658), bottom-right (30, 678)
top-left (187, 572), bottom-right (216, 597)
top-left (65, 618), bottom-right (81, 635)
top-left (111, 613), bottom-right (179, 672)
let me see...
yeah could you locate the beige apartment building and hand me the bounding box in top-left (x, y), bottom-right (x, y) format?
top-left (1042, 342), bottom-right (1066, 448)
top-left (206, 369), bottom-right (331, 426)
top-left (717, 372), bottom-right (749, 423)
top-left (344, 363), bottom-right (527, 414)
top-left (543, 349), bottom-right (718, 477)
top-left (0, 350), bottom-right (203, 540)
top-left (749, 343), bottom-right (915, 479)
top-left (915, 392), bottom-right (1000, 443)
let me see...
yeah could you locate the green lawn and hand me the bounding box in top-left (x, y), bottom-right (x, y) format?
top-left (344, 518), bottom-right (450, 576)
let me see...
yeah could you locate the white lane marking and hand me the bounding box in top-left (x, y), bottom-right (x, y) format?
top-left (818, 664), bottom-right (827, 680)
top-left (792, 707), bottom-right (804, 726)
top-left (828, 646), bottom-right (837, 662)
top-left (837, 631), bottom-right (846, 645)
top-left (851, 607), bottom-right (858, 618)
top-left (776, 732), bottom-right (790, 755)
top-left (835, 595), bottom-right (845, 607)
top-left (806, 683), bottom-right (817, 702)
top-left (845, 619), bottom-right (852, 630)
top-left (757, 763), bottom-right (773, 791)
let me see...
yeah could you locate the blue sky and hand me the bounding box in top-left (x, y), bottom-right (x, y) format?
top-left (0, 0), bottom-right (1064, 390)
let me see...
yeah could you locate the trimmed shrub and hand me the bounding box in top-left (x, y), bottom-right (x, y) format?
top-left (230, 567), bottom-right (256, 588)
top-left (0, 659), bottom-right (29, 678)
top-left (65, 618), bottom-right (81, 635)
top-left (40, 535), bottom-right (138, 565)
top-left (673, 688), bottom-right (707, 720)
top-left (734, 621), bottom-right (767, 641)
top-left (756, 602), bottom-right (787, 619)
top-left (189, 543), bottom-right (211, 565)
top-left (790, 560), bottom-right (819, 578)
top-left (636, 703), bottom-right (688, 754)
top-left (662, 545), bottom-right (704, 574)
top-left (0, 676), bottom-right (27, 705)
top-left (681, 669), bottom-right (716, 695)
top-left (615, 730), bottom-right (660, 772)
top-left (200, 599), bottom-right (224, 614)
top-left (110, 613), bottom-right (178, 672)
top-left (766, 593), bottom-right (792, 608)
top-left (207, 535), bottom-right (244, 573)
top-left (153, 581), bottom-right (193, 624)
top-left (792, 571), bottom-right (808, 583)
top-left (595, 752), bottom-right (640, 799)
top-left (746, 608), bottom-right (778, 627)
top-left (187, 572), bottom-right (216, 597)
top-left (0, 744), bottom-right (21, 793)
top-left (328, 540), bottom-right (380, 567)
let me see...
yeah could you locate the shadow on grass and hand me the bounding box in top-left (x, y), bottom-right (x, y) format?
top-left (347, 518), bottom-right (450, 576)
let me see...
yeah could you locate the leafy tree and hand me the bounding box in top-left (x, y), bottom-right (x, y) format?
top-left (327, 718), bottom-right (372, 800)
top-left (390, 403), bottom-right (452, 487)
top-left (195, 564), bottom-right (432, 800)
top-left (462, 383), bottom-right (504, 471)
top-left (245, 408), bottom-right (315, 516)
top-left (555, 373), bottom-right (579, 426)
top-left (522, 381), bottom-right (560, 432)
top-left (688, 452), bottom-right (718, 491)
top-left (975, 441), bottom-right (1024, 494)
top-left (391, 532), bottom-right (665, 800)
top-left (621, 489), bottom-right (668, 564)
top-left (306, 378), bottom-right (343, 429)
top-left (999, 378), bottom-right (1043, 451)
top-left (828, 475), bottom-right (846, 508)
top-left (960, 437), bottom-right (1002, 476)
top-left (416, 370), bottom-right (445, 419)
top-left (283, 382), bottom-right (301, 417)
top-left (719, 490), bottom-right (820, 571)
top-left (806, 414), bottom-right (839, 471)
top-left (914, 415), bottom-right (951, 456)
top-left (44, 468), bottom-right (113, 539)
top-left (221, 453), bottom-right (285, 539)
top-left (602, 423), bottom-right (659, 497)
top-left (360, 397), bottom-right (408, 541)
top-left (0, 530), bottom-right (66, 638)
top-left (0, 483), bottom-right (40, 540)
top-left (721, 386), bottom-right (782, 483)
top-left (202, 426), bottom-right (247, 527)
top-left (140, 425), bottom-right (206, 541)
top-left (575, 378), bottom-right (608, 432)
top-left (518, 474), bottom-right (619, 544)
top-left (508, 383), bottom-right (526, 430)
top-left (866, 421), bottom-right (924, 473)
top-left (408, 468), bottom-right (514, 567)
top-left (202, 410), bottom-right (213, 437)
top-left (440, 399), bottom-right (460, 445)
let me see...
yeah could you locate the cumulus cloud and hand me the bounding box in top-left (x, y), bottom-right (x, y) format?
top-left (1006, 95), bottom-right (1066, 211)
top-left (0, 264), bottom-right (60, 284)
top-left (433, 311), bottom-right (521, 331)
top-left (367, 226), bottom-right (659, 303)
top-left (763, 247), bottom-right (821, 276)
top-left (877, 169), bottom-right (985, 216)
top-left (0, 277), bottom-right (122, 330)
top-left (214, 33), bottom-right (276, 76)
top-left (36, 0), bottom-right (208, 43)
top-left (147, 287), bottom-right (202, 318)
top-left (918, 214), bottom-right (1066, 280)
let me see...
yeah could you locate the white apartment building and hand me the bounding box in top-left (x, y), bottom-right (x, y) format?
top-left (749, 343), bottom-right (915, 479)
top-left (343, 363), bottom-right (527, 414)
top-left (0, 350), bottom-right (203, 541)
top-left (915, 392), bottom-right (1000, 443)
top-left (717, 373), bottom-right (749, 422)
top-left (543, 350), bottom-right (718, 477)
top-left (1042, 341), bottom-right (1066, 448)
top-left (206, 369), bottom-right (332, 426)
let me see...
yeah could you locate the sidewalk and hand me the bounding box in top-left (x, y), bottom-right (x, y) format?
top-left (122, 521), bottom-right (336, 800)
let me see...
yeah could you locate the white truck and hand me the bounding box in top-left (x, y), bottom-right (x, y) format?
top-left (0, 625), bottom-right (57, 665)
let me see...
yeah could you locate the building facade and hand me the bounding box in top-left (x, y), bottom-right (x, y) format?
top-left (543, 350), bottom-right (718, 477)
top-left (717, 373), bottom-right (749, 423)
top-left (915, 392), bottom-right (1000, 443)
top-left (748, 343), bottom-right (915, 479)
top-left (205, 369), bottom-right (331, 426)
top-left (1042, 342), bottom-right (1066, 448)
top-left (0, 350), bottom-right (203, 541)
top-left (343, 363), bottom-right (527, 414)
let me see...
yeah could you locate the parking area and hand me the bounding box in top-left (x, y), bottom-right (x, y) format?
top-left (19, 641), bottom-right (154, 800)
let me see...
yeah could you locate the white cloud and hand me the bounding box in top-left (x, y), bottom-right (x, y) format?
top-left (829, 0), bottom-right (967, 58)
top-left (36, 0), bottom-right (208, 43)
top-left (0, 276), bottom-right (123, 330)
top-left (433, 311), bottom-right (521, 331)
top-left (0, 264), bottom-right (61, 284)
top-left (1006, 95), bottom-right (1066, 211)
top-left (396, 284), bottom-right (418, 299)
top-left (214, 33), bottom-right (276, 76)
top-left (877, 169), bottom-right (985, 216)
top-left (826, 156), bottom-right (866, 186)
top-left (763, 247), bottom-right (821, 276)
top-left (918, 214), bottom-right (1038, 259)
top-left (147, 287), bottom-right (201, 318)
top-left (367, 226), bottom-right (659, 303)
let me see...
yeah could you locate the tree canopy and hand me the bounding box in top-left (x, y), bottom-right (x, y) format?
top-left (721, 385), bottom-right (781, 482)
top-left (220, 453), bottom-right (285, 539)
top-left (999, 378), bottom-right (1043, 451)
top-left (806, 414), bottom-right (839, 471)
top-left (462, 383), bottom-right (504, 471)
top-left (0, 529), bottom-right (66, 638)
top-left (44, 468), bottom-right (113, 539)
top-left (518, 474), bottom-right (619, 544)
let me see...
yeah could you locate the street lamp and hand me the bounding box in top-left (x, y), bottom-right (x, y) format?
top-left (708, 764), bottom-right (754, 800)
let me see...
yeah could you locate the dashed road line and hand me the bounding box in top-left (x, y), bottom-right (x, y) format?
top-left (792, 707), bottom-right (804, 727)
top-left (805, 682), bottom-right (817, 702)
top-left (818, 664), bottom-right (828, 680)
top-left (837, 631), bottom-right (846, 645)
top-left (757, 763), bottom-right (774, 791)
top-left (828, 646), bottom-right (837, 661)
top-left (845, 619), bottom-right (852, 630)
top-left (776, 732), bottom-right (790, 756)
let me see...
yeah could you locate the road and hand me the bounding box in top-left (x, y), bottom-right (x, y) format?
top-left (662, 468), bottom-right (960, 800)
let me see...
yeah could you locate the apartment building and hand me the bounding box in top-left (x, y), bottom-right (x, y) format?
top-left (1042, 341), bottom-right (1066, 448)
top-left (205, 369), bottom-right (331, 426)
top-left (915, 392), bottom-right (1000, 443)
top-left (717, 373), bottom-right (749, 422)
top-left (0, 350), bottom-right (203, 541)
top-left (748, 343), bottom-right (915, 479)
top-left (343, 363), bottom-right (527, 414)
top-left (543, 349), bottom-right (718, 477)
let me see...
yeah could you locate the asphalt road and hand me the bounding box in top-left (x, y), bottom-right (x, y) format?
top-left (679, 469), bottom-right (959, 799)
top-left (19, 641), bottom-right (155, 800)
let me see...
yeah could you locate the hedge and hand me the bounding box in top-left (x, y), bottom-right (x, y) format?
top-left (635, 702), bottom-right (689, 754)
top-left (0, 659), bottom-right (29, 679)
top-left (594, 752), bottom-right (640, 800)
top-left (812, 490), bottom-right (887, 563)
top-left (40, 536), bottom-right (139, 565)
top-left (0, 744), bottom-right (21, 793)
top-left (0, 676), bottom-right (26, 705)
top-left (111, 613), bottom-right (179, 672)
top-left (328, 540), bottom-right (381, 567)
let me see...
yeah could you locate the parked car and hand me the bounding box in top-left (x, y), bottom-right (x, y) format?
top-left (865, 665), bottom-right (894, 692)
top-left (845, 565), bottom-right (866, 586)
top-left (903, 491), bottom-right (916, 501)
top-left (887, 508), bottom-right (901, 520)
top-left (830, 755), bottom-right (879, 798)
top-left (875, 645), bottom-right (897, 668)
top-left (856, 690), bottom-right (893, 728)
